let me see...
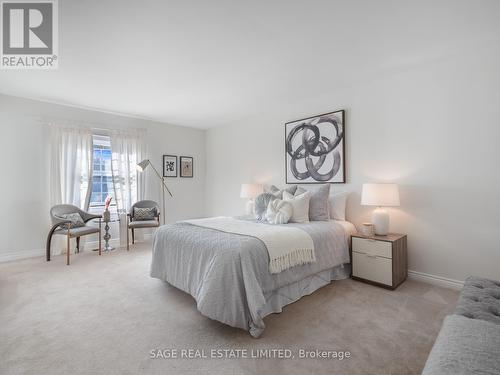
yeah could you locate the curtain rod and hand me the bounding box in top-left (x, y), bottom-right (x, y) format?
top-left (37, 117), bottom-right (147, 133)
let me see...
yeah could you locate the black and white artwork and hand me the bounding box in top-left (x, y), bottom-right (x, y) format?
top-left (285, 110), bottom-right (345, 184)
top-left (163, 155), bottom-right (177, 177)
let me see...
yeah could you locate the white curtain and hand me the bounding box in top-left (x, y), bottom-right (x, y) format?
top-left (110, 129), bottom-right (145, 246)
top-left (110, 129), bottom-right (145, 214)
top-left (49, 125), bottom-right (93, 209)
top-left (49, 124), bottom-right (93, 254)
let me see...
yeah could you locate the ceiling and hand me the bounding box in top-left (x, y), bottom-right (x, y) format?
top-left (1, 0), bottom-right (499, 129)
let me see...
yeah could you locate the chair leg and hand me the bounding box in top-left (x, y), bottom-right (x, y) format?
top-left (46, 233), bottom-right (52, 262)
top-left (132, 228), bottom-right (135, 244)
top-left (76, 237), bottom-right (80, 253)
top-left (99, 219), bottom-right (102, 256)
top-left (46, 224), bottom-right (62, 262)
top-left (66, 227), bottom-right (71, 266)
top-left (125, 215), bottom-right (130, 251)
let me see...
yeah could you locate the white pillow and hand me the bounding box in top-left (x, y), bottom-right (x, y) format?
top-left (328, 192), bottom-right (348, 221)
top-left (265, 199), bottom-right (293, 224)
top-left (283, 191), bottom-right (311, 223)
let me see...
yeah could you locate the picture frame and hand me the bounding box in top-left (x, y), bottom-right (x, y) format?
top-left (285, 109), bottom-right (345, 184)
top-left (179, 156), bottom-right (193, 178)
top-left (162, 155), bottom-right (177, 177)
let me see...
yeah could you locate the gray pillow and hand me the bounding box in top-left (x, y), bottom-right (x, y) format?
top-left (134, 207), bottom-right (157, 221)
top-left (295, 186), bottom-right (307, 196)
top-left (254, 193), bottom-right (277, 220)
top-left (306, 184), bottom-right (331, 221)
top-left (58, 213), bottom-right (85, 229)
top-left (268, 185), bottom-right (298, 199)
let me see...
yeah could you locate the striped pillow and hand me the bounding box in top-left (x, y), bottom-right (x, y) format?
top-left (133, 207), bottom-right (157, 221)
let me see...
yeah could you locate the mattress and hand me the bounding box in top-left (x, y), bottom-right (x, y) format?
top-left (150, 218), bottom-right (353, 337)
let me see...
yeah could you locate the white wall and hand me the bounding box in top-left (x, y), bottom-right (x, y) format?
top-left (0, 94), bottom-right (206, 261)
top-left (205, 46), bottom-right (500, 283)
top-left (2, 44), bottom-right (499, 283)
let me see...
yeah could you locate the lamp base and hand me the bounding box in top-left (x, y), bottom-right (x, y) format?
top-left (372, 207), bottom-right (390, 235)
top-left (245, 200), bottom-right (255, 216)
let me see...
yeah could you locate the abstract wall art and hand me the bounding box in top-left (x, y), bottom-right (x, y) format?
top-left (285, 110), bottom-right (345, 184)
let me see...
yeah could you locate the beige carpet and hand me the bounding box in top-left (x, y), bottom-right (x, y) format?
top-left (0, 242), bottom-right (459, 375)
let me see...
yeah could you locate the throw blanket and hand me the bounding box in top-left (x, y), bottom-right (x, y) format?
top-left (184, 217), bottom-right (315, 273)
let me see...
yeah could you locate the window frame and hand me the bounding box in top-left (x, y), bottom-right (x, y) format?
top-left (90, 134), bottom-right (116, 210)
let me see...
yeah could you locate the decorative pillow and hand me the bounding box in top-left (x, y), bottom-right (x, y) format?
top-left (268, 185), bottom-right (280, 194)
top-left (134, 207), bottom-right (157, 221)
top-left (283, 191), bottom-right (311, 223)
top-left (58, 213), bottom-right (85, 229)
top-left (308, 184), bottom-right (331, 221)
top-left (267, 185), bottom-right (298, 199)
top-left (254, 193), bottom-right (277, 220)
top-left (329, 192), bottom-right (348, 221)
top-left (295, 186), bottom-right (307, 196)
top-left (265, 199), bottom-right (293, 224)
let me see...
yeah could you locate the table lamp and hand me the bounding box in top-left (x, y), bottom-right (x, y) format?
top-left (361, 183), bottom-right (400, 235)
top-left (240, 184), bottom-right (263, 215)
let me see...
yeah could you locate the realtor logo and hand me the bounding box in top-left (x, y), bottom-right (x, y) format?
top-left (1, 0), bottom-right (58, 69)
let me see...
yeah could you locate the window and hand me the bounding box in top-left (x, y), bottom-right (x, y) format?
top-left (90, 134), bottom-right (115, 209)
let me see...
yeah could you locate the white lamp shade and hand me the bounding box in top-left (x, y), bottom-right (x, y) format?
top-left (240, 184), bottom-right (263, 199)
top-left (361, 183), bottom-right (400, 207)
top-left (136, 159), bottom-right (150, 172)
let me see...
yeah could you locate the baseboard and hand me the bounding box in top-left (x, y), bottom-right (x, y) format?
top-left (0, 233), bottom-right (156, 263)
top-left (0, 248), bottom-right (45, 262)
top-left (85, 233), bottom-right (154, 248)
top-left (85, 238), bottom-right (121, 249)
top-left (408, 270), bottom-right (464, 290)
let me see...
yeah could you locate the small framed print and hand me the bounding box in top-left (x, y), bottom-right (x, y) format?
top-left (180, 156), bottom-right (193, 178)
top-left (163, 155), bottom-right (177, 177)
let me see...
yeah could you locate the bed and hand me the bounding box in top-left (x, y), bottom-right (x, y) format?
top-left (150, 216), bottom-right (355, 337)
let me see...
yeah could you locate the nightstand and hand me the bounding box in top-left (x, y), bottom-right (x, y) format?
top-left (351, 233), bottom-right (407, 290)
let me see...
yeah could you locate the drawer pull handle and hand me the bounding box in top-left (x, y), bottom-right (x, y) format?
top-left (366, 253), bottom-right (378, 258)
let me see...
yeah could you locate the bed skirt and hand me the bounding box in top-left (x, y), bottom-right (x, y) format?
top-left (250, 264), bottom-right (351, 337)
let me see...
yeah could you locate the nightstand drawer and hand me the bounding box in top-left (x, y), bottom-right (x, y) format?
top-left (352, 251), bottom-right (393, 286)
top-left (352, 237), bottom-right (392, 259)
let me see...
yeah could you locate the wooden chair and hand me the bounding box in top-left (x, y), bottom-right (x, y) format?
top-left (127, 200), bottom-right (160, 250)
top-left (47, 204), bottom-right (102, 265)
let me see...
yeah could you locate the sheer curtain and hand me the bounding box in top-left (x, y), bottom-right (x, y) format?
top-left (110, 129), bottom-right (145, 213)
top-left (110, 129), bottom-right (145, 243)
top-left (49, 124), bottom-right (93, 209)
top-left (49, 124), bottom-right (93, 254)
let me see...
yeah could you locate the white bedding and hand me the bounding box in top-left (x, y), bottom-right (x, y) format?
top-left (151, 217), bottom-right (353, 337)
top-left (333, 219), bottom-right (357, 236)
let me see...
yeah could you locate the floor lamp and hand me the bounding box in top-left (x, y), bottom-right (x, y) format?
top-left (136, 159), bottom-right (173, 225)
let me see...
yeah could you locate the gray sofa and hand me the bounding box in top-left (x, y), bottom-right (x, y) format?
top-left (422, 276), bottom-right (500, 375)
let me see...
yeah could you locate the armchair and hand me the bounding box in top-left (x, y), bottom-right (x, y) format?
top-left (127, 200), bottom-right (160, 250)
top-left (47, 204), bottom-right (102, 265)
